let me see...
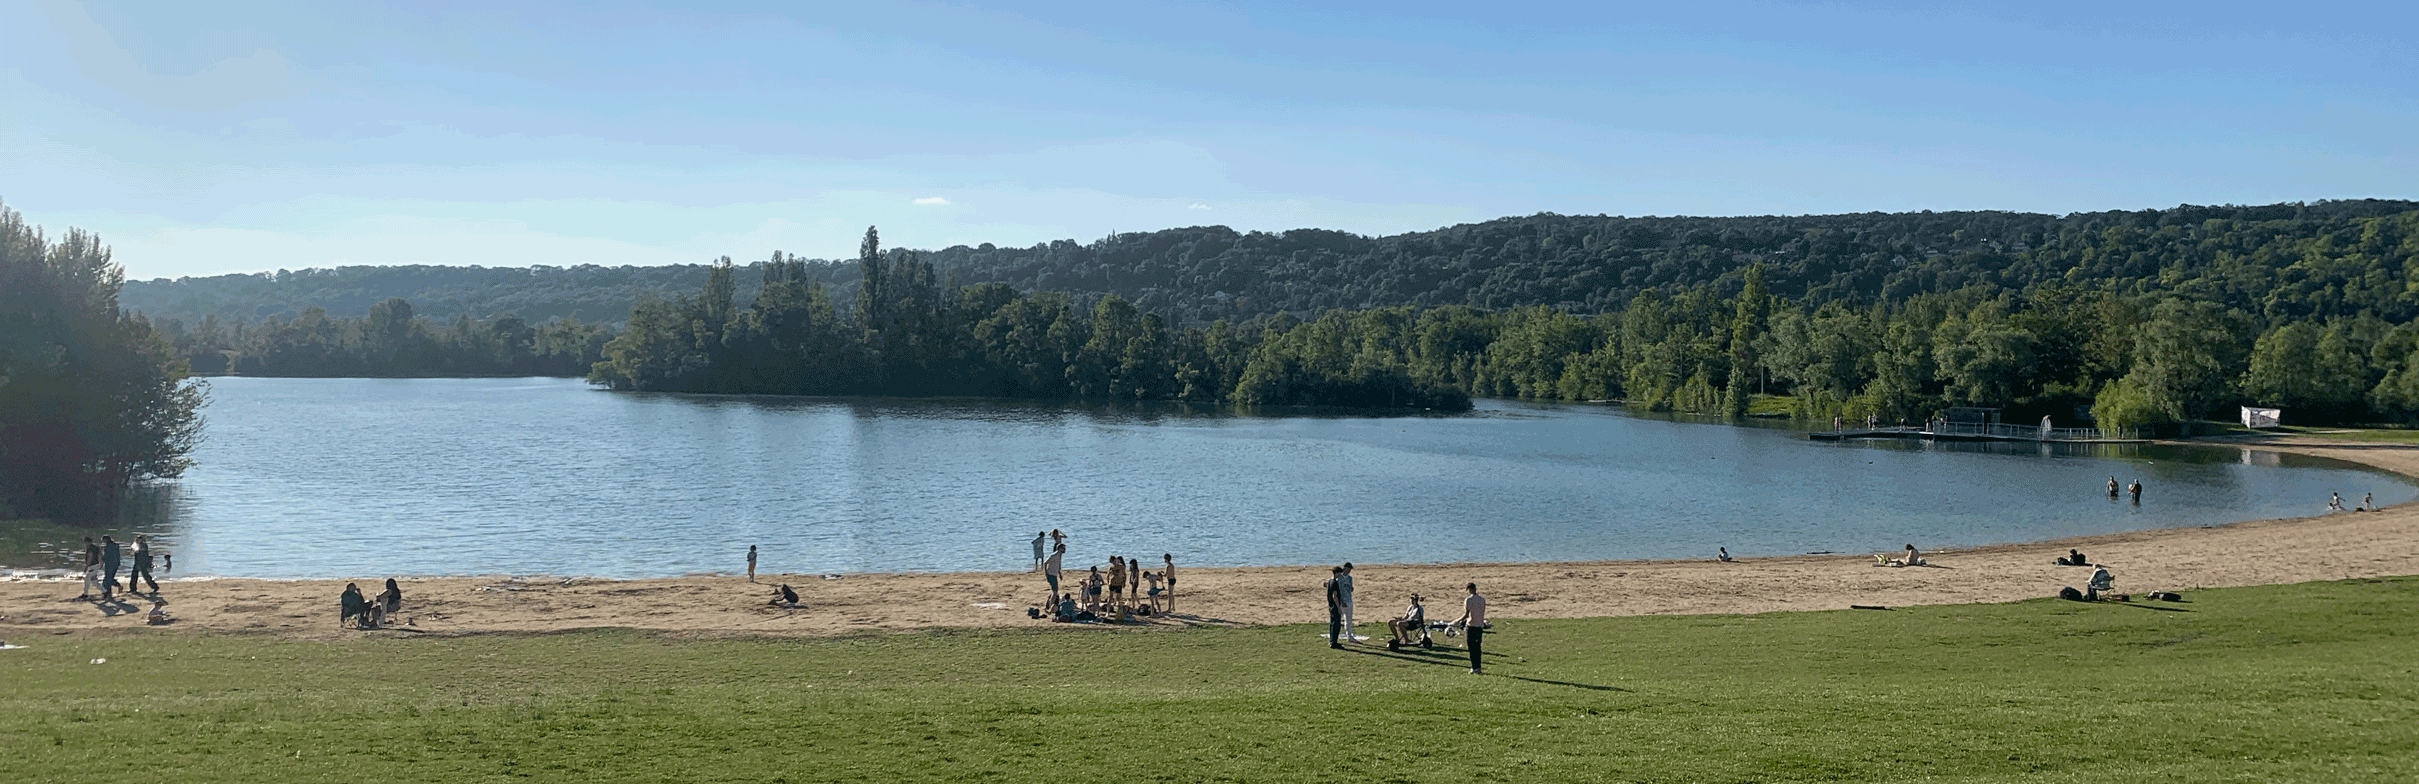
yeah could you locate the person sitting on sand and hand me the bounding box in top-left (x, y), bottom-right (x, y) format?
top-left (146, 598), bottom-right (173, 625)
top-left (768, 584), bottom-right (801, 608)
top-left (1717, 547), bottom-right (1733, 563)
top-left (1876, 544), bottom-right (1927, 567)
top-left (1054, 593), bottom-right (1077, 622)
top-left (340, 583), bottom-right (372, 629)
top-left (2055, 548), bottom-right (2089, 567)
top-left (1389, 594), bottom-right (1427, 643)
top-left (378, 577), bottom-right (404, 616)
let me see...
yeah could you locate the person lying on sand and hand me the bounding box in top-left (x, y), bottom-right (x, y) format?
top-left (1874, 544), bottom-right (1928, 567)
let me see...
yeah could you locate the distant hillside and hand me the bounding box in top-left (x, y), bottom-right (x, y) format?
top-left (122, 199), bottom-right (2419, 328)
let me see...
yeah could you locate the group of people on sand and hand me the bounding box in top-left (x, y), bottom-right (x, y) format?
top-left (339, 578), bottom-right (405, 630)
top-left (743, 545), bottom-right (809, 610)
top-left (2327, 491), bottom-right (2375, 513)
top-left (74, 535), bottom-right (172, 622)
top-left (1035, 530), bottom-right (1176, 623)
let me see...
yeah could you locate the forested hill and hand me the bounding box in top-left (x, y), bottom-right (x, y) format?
top-left (124, 199), bottom-right (2419, 327)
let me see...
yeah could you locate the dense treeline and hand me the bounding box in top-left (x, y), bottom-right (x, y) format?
top-left (124, 263), bottom-right (730, 328)
top-left (110, 199), bottom-right (2419, 428)
top-left (0, 203), bottom-right (206, 518)
top-left (125, 200), bottom-right (2419, 331)
top-left (588, 230), bottom-right (1472, 411)
top-left (909, 200), bottom-right (2419, 326)
top-left (157, 299), bottom-right (614, 378)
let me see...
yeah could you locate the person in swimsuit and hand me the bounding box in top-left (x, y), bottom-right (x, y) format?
top-left (1162, 553), bottom-right (1176, 613)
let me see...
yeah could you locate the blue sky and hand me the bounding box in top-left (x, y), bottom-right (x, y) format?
top-left (3, 0), bottom-right (2413, 280)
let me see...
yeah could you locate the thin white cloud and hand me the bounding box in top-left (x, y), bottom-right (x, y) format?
top-left (1187, 202), bottom-right (1211, 209)
top-left (913, 196), bottom-right (950, 205)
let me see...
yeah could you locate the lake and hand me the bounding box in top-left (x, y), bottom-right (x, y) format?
top-left (11, 377), bottom-right (2410, 579)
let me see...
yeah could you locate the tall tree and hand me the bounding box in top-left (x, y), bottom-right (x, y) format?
top-left (0, 202), bottom-right (208, 517)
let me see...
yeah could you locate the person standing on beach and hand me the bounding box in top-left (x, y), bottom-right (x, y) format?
top-left (746, 545), bottom-right (758, 583)
top-left (1043, 544), bottom-right (1065, 602)
top-left (1031, 532), bottom-right (1047, 572)
top-left (1162, 553), bottom-right (1177, 613)
top-left (101, 536), bottom-right (123, 592)
top-left (128, 535), bottom-right (159, 594)
top-left (1324, 567), bottom-right (1345, 649)
top-left (1107, 557), bottom-right (1127, 612)
top-left (2363, 492), bottom-right (2374, 511)
top-left (1337, 562), bottom-right (1358, 642)
top-left (1455, 582), bottom-right (1488, 674)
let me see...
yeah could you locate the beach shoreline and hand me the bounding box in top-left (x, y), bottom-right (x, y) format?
top-left (6, 434), bottom-right (2416, 641)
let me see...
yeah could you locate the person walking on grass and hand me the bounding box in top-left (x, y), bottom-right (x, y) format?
top-left (1455, 582), bottom-right (1488, 674)
top-left (1325, 566), bottom-right (1346, 649)
top-left (746, 545), bottom-right (758, 583)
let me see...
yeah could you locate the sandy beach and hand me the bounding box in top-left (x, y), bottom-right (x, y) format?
top-left (6, 434), bottom-right (2416, 641)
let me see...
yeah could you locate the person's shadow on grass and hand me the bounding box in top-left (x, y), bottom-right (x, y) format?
top-left (1341, 646), bottom-right (1628, 691)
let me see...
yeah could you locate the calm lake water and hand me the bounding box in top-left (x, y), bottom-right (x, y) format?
top-left (15, 377), bottom-right (2413, 579)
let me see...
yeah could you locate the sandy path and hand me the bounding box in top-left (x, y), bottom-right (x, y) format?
top-left (5, 435), bottom-right (2414, 641)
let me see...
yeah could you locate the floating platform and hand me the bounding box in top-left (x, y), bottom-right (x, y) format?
top-left (1810, 426), bottom-right (2146, 444)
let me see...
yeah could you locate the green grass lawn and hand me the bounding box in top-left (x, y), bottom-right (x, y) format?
top-left (8, 578), bottom-right (2418, 783)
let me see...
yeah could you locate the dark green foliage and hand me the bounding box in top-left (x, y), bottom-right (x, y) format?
top-left (589, 245), bottom-right (1472, 411)
top-left (112, 200), bottom-right (2419, 423)
top-left (153, 296), bottom-right (615, 378)
top-left (0, 203), bottom-right (206, 518)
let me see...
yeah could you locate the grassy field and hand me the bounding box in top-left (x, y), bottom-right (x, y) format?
top-left (7, 578), bottom-right (2417, 783)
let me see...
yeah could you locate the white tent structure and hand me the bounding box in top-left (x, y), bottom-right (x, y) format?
top-left (2242, 406), bottom-right (2282, 428)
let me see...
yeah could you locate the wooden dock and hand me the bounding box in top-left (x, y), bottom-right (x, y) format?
top-left (1810, 423), bottom-right (2145, 444)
